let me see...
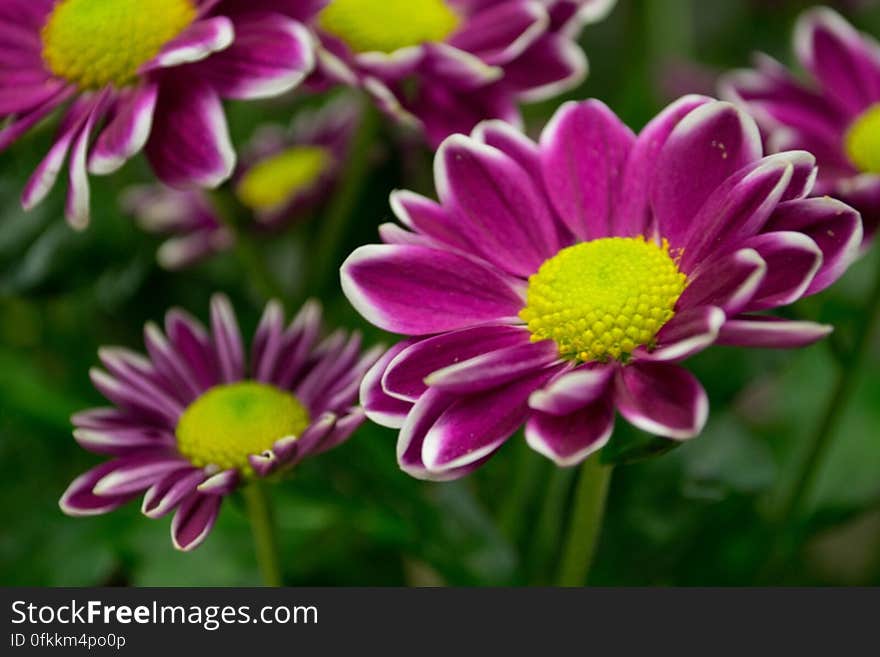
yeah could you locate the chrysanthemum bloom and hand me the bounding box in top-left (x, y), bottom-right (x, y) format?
top-left (300, 0), bottom-right (616, 146)
top-left (721, 6), bottom-right (880, 243)
top-left (60, 295), bottom-right (380, 550)
top-left (122, 98), bottom-right (359, 269)
top-left (342, 96), bottom-right (862, 480)
top-left (0, 0), bottom-right (315, 228)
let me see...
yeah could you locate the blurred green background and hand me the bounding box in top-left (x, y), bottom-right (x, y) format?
top-left (2, 0), bottom-right (880, 586)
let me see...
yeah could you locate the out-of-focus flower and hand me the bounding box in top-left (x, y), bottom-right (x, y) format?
top-left (300, 0), bottom-right (616, 146)
top-left (123, 99), bottom-right (359, 269)
top-left (722, 6), bottom-right (880, 243)
top-left (60, 295), bottom-right (380, 550)
top-left (0, 0), bottom-right (315, 228)
top-left (342, 96), bottom-right (862, 480)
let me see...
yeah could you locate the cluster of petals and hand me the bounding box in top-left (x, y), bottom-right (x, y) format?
top-left (722, 6), bottom-right (880, 243)
top-left (0, 0), bottom-right (315, 228)
top-left (342, 95), bottom-right (862, 480)
top-left (60, 295), bottom-right (380, 550)
top-left (303, 0), bottom-right (617, 145)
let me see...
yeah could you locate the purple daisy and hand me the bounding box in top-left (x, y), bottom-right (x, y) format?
top-left (721, 6), bottom-right (880, 243)
top-left (60, 294), bottom-right (381, 551)
top-left (122, 97), bottom-right (359, 269)
top-left (298, 0), bottom-right (615, 146)
top-left (0, 0), bottom-right (315, 229)
top-left (341, 96), bottom-right (863, 480)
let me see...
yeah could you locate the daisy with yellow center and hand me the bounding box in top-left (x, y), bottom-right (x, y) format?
top-left (1, 0), bottom-right (314, 228)
top-left (61, 295), bottom-right (381, 552)
top-left (344, 97), bottom-right (856, 478)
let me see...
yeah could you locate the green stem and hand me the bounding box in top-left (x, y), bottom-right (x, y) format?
top-left (776, 253), bottom-right (880, 527)
top-left (242, 481), bottom-right (283, 587)
top-left (208, 188), bottom-right (286, 302)
top-left (528, 467), bottom-right (574, 584)
top-left (314, 98), bottom-right (380, 292)
top-left (556, 458), bottom-right (613, 587)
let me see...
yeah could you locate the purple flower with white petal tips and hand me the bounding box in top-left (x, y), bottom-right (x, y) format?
top-left (341, 96), bottom-right (863, 480)
top-left (301, 0), bottom-right (615, 146)
top-left (122, 97), bottom-right (359, 270)
top-left (60, 294), bottom-right (381, 551)
top-left (721, 6), bottom-right (880, 244)
top-left (0, 0), bottom-right (315, 229)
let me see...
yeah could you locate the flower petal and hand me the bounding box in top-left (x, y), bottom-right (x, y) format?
top-left (766, 197), bottom-right (863, 295)
top-left (360, 341), bottom-right (415, 429)
top-left (142, 469), bottom-right (206, 519)
top-left (144, 16), bottom-right (233, 70)
top-left (171, 493), bottom-right (221, 551)
top-left (145, 78), bottom-right (235, 189)
top-left (210, 293), bottom-right (245, 383)
top-left (88, 83), bottom-right (158, 175)
top-left (195, 15), bottom-right (313, 99)
top-left (436, 134), bottom-right (560, 275)
top-left (741, 231), bottom-right (823, 310)
top-left (448, 1), bottom-right (548, 66)
top-left (425, 339), bottom-right (559, 395)
top-left (92, 454), bottom-right (189, 497)
top-left (679, 248), bottom-right (766, 315)
top-left (341, 244), bottom-right (524, 335)
top-left (615, 363), bottom-right (708, 440)
top-left (525, 396), bottom-right (614, 466)
top-left (59, 461), bottom-right (139, 517)
top-left (383, 325), bottom-right (529, 401)
top-left (716, 316), bottom-right (833, 348)
top-left (636, 306), bottom-right (726, 363)
top-left (651, 101), bottom-right (763, 248)
top-left (421, 367), bottom-right (560, 472)
top-left (528, 364), bottom-right (613, 416)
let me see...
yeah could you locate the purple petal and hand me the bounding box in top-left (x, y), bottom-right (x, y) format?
top-left (144, 322), bottom-right (204, 402)
top-left (472, 119), bottom-right (543, 186)
top-left (59, 461), bottom-right (139, 517)
top-left (73, 427), bottom-right (175, 456)
top-left (716, 316), bottom-right (833, 348)
top-left (635, 306), bottom-right (726, 363)
top-left (145, 78), bottom-right (235, 189)
top-left (196, 468), bottom-right (240, 495)
top-left (271, 300), bottom-right (323, 389)
top-left (383, 325), bottom-right (530, 402)
top-left (794, 7), bottom-right (880, 115)
top-left (389, 190), bottom-right (474, 252)
top-left (165, 308), bottom-right (220, 390)
top-left (89, 368), bottom-right (183, 427)
top-left (312, 407), bottom-right (366, 456)
top-left (279, 412), bottom-right (337, 463)
top-left (540, 99), bottom-right (635, 240)
top-left (528, 364), bottom-right (613, 416)
top-left (741, 231), bottom-right (823, 310)
top-left (195, 15), bottom-right (313, 99)
top-left (766, 197), bottom-right (863, 295)
top-left (397, 388), bottom-right (488, 481)
top-left (500, 33), bottom-right (586, 102)
top-left (424, 339), bottom-right (559, 395)
top-left (614, 362), bottom-right (708, 440)
top-left (679, 248), bottom-right (766, 315)
top-left (88, 84), bottom-right (158, 175)
top-left (681, 152), bottom-right (816, 268)
top-left (248, 451), bottom-right (279, 478)
top-left (251, 300), bottom-right (285, 383)
top-left (525, 396), bottom-right (614, 466)
top-left (171, 493), bottom-right (222, 551)
top-left (92, 454), bottom-right (189, 497)
top-left (210, 293), bottom-right (244, 383)
top-left (142, 469), bottom-right (206, 518)
top-left (616, 94), bottom-right (714, 237)
top-left (436, 134), bottom-right (561, 276)
top-left (341, 244), bottom-right (525, 335)
top-left (449, 1), bottom-right (548, 66)
top-left (143, 16), bottom-right (234, 70)
top-left (651, 101), bottom-right (763, 248)
top-left (421, 367), bottom-right (561, 472)
top-left (360, 341), bottom-right (415, 429)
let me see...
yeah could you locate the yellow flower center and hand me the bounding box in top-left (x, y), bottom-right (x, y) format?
top-left (176, 382), bottom-right (310, 475)
top-left (520, 237), bottom-right (687, 363)
top-left (42, 0), bottom-right (197, 89)
top-left (235, 146), bottom-right (332, 212)
top-left (317, 0), bottom-right (460, 53)
top-left (845, 103), bottom-right (880, 174)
